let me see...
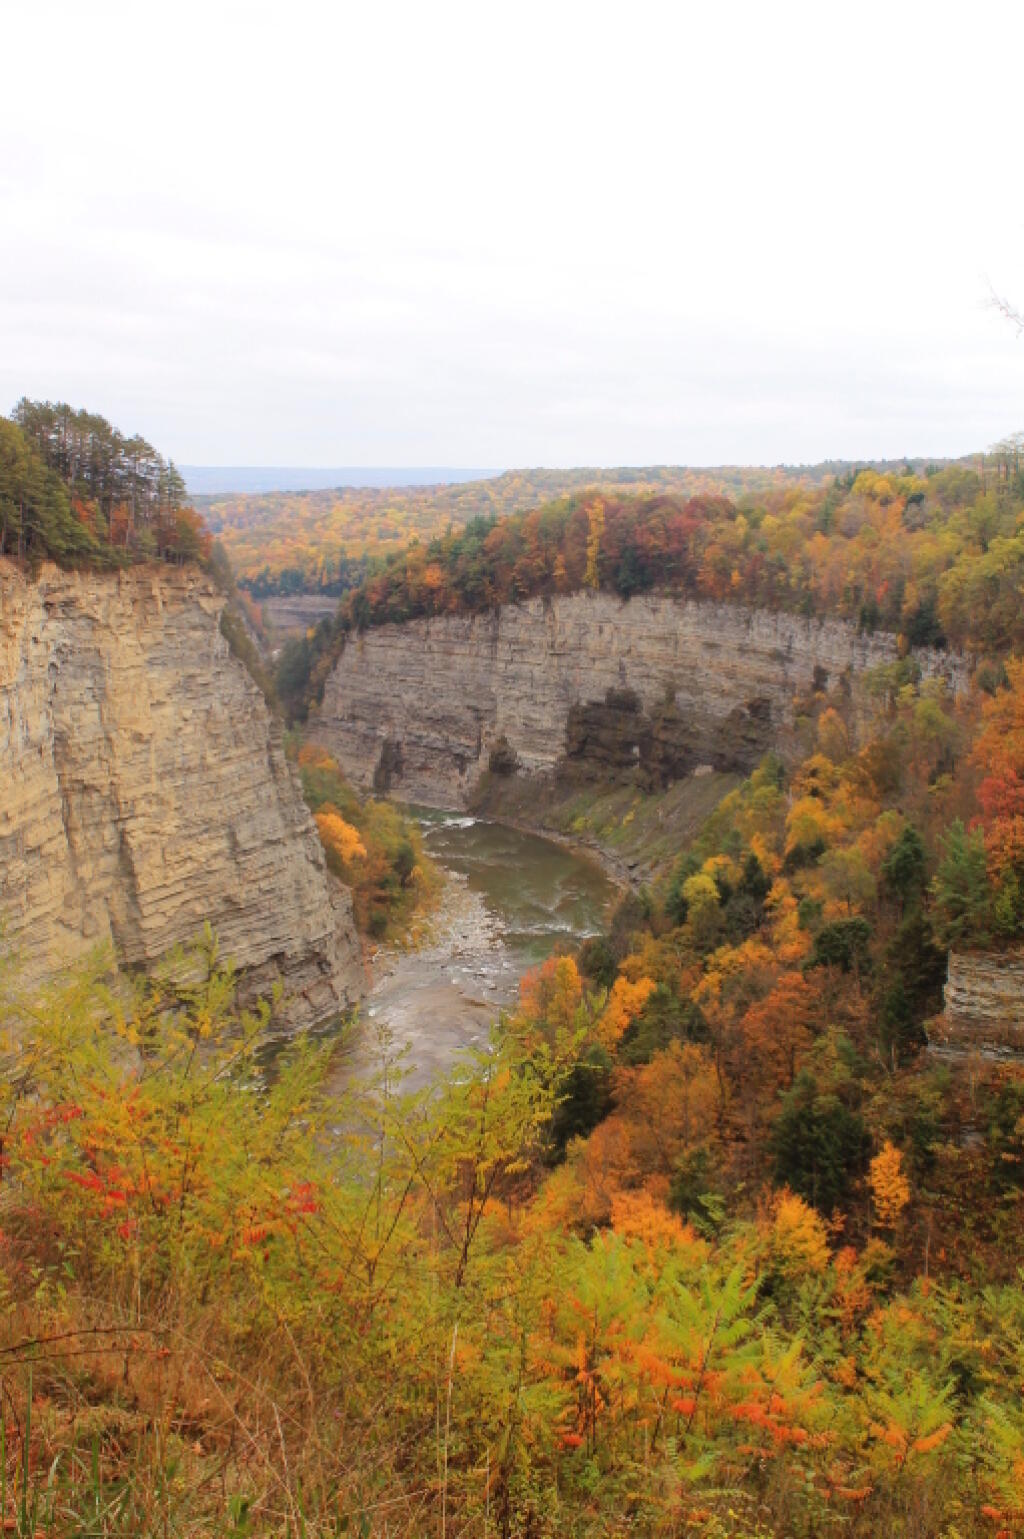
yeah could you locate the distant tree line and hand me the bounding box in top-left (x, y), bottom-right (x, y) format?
top-left (241, 553), bottom-right (370, 600)
top-left (1, 399), bottom-right (209, 567)
top-left (206, 460), bottom-right (962, 592)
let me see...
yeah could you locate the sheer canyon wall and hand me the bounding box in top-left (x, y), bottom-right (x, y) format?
top-left (318, 592), bottom-right (968, 808)
top-left (0, 561), bottom-right (361, 1026)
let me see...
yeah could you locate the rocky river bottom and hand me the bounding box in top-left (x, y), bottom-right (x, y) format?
top-left (328, 814), bottom-right (620, 1093)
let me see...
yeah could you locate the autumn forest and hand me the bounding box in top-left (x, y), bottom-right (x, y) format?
top-left (4, 399), bottom-right (1024, 1538)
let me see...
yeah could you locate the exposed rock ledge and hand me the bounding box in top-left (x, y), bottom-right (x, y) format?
top-left (932, 950), bottom-right (1024, 1057)
top-left (0, 561), bottom-right (362, 1027)
top-left (317, 591), bottom-right (968, 808)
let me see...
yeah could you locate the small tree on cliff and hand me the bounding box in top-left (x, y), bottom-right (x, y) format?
top-left (583, 498), bottom-right (604, 590)
top-left (930, 821), bottom-right (994, 950)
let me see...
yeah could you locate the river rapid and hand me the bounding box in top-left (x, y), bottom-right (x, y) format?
top-left (332, 813), bottom-right (619, 1093)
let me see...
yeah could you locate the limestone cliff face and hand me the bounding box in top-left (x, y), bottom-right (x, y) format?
top-left (932, 952), bottom-right (1024, 1056)
top-left (318, 591), bottom-right (967, 807)
top-left (0, 561), bottom-right (362, 1026)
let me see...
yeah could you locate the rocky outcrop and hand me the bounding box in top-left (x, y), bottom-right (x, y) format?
top-left (0, 561), bottom-right (362, 1027)
top-left (318, 591), bottom-right (967, 808)
top-left (933, 951), bottom-right (1024, 1057)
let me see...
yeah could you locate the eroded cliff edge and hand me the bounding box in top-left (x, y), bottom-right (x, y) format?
top-left (318, 591), bottom-right (968, 808)
top-left (0, 561), bottom-right (362, 1026)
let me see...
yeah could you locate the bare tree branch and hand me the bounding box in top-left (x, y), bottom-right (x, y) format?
top-left (989, 283), bottom-right (1024, 335)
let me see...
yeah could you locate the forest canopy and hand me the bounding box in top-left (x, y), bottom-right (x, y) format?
top-left (5, 427), bottom-right (1024, 1532)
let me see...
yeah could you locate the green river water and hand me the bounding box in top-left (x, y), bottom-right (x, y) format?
top-left (333, 813), bottom-right (619, 1092)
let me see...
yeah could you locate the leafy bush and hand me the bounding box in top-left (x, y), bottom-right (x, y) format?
top-left (296, 742), bottom-right (437, 940)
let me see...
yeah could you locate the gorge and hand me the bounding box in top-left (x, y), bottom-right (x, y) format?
top-left (2, 565), bottom-right (996, 1054)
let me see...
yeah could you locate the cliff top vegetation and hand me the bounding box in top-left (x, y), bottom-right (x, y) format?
top-left (0, 399), bottom-right (211, 568)
top-left (340, 451), bottom-right (1024, 652)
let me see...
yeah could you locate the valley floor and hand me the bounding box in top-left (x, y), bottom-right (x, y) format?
top-left (334, 811), bottom-right (619, 1092)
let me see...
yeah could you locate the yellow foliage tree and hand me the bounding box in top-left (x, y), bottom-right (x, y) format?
top-left (597, 974), bottom-right (657, 1049)
top-left (297, 742), bottom-right (335, 772)
top-left (612, 1041), bottom-right (719, 1180)
top-left (518, 954), bottom-right (583, 1037)
top-left (681, 871), bottom-right (721, 915)
top-left (583, 498), bottom-right (605, 589)
top-left (785, 794), bottom-right (845, 859)
top-left (869, 1140), bottom-right (910, 1229)
top-left (771, 1191), bottom-right (831, 1275)
top-left (817, 707), bottom-right (851, 763)
top-left (315, 806), bottom-right (367, 864)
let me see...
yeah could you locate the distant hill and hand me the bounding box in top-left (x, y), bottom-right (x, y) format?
top-left (206, 459), bottom-right (964, 594)
top-left (182, 466), bottom-right (500, 496)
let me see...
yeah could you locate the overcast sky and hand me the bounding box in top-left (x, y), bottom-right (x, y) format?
top-left (2, 0), bottom-right (1022, 467)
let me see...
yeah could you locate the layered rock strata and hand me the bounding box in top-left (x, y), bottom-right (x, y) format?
top-left (0, 561), bottom-right (361, 1027)
top-left (318, 591), bottom-right (967, 807)
top-left (933, 951), bottom-right (1024, 1056)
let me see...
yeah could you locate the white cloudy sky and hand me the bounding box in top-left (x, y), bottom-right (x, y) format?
top-left (2, 0), bottom-right (1022, 466)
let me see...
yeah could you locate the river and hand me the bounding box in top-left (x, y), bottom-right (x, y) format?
top-left (330, 813), bottom-right (619, 1093)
